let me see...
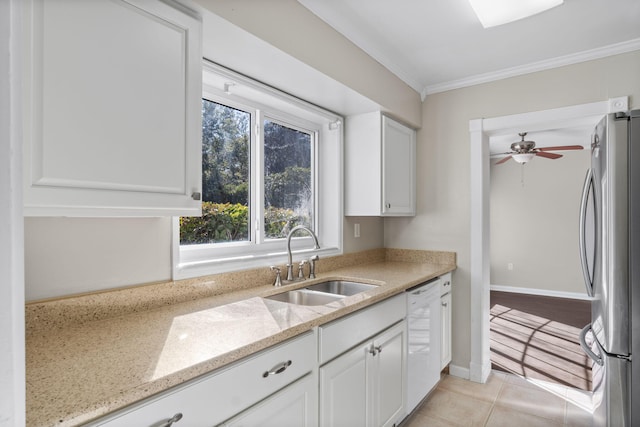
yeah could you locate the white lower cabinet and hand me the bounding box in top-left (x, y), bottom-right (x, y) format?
top-left (319, 295), bottom-right (407, 427)
top-left (371, 322), bottom-right (407, 427)
top-left (319, 340), bottom-right (368, 427)
top-left (224, 373), bottom-right (318, 427)
top-left (440, 273), bottom-right (453, 369)
top-left (319, 321), bottom-right (406, 427)
top-left (92, 331), bottom-right (316, 427)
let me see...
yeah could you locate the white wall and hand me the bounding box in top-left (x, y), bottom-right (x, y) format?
top-left (0, 0), bottom-right (25, 423)
top-left (490, 149), bottom-right (591, 294)
top-left (385, 50), bottom-right (640, 373)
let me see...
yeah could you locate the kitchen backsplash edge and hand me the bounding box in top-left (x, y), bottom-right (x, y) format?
top-left (25, 248), bottom-right (455, 334)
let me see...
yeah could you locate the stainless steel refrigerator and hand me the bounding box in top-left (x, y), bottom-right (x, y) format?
top-left (579, 109), bottom-right (640, 426)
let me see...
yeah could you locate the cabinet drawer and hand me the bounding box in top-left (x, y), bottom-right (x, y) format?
top-left (94, 331), bottom-right (316, 426)
top-left (318, 294), bottom-right (406, 364)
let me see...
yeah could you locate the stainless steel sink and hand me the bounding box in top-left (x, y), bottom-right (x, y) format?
top-left (265, 289), bottom-right (345, 306)
top-left (305, 280), bottom-right (377, 296)
top-left (264, 280), bottom-right (377, 306)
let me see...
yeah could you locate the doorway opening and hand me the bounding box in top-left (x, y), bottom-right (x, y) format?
top-left (468, 96), bottom-right (628, 384)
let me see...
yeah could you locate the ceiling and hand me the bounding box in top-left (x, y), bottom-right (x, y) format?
top-left (297, 0), bottom-right (640, 98)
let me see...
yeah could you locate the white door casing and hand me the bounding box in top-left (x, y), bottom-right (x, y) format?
top-left (0, 0), bottom-right (26, 425)
top-left (468, 96), bottom-right (628, 383)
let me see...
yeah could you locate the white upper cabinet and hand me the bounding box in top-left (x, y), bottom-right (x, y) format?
top-left (23, 0), bottom-right (203, 216)
top-left (345, 112), bottom-right (416, 216)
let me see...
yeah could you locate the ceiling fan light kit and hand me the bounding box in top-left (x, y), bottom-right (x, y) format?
top-left (512, 153), bottom-right (536, 164)
top-left (468, 0), bottom-right (564, 28)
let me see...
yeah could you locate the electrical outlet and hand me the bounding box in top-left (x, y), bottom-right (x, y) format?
top-left (507, 263), bottom-right (514, 271)
top-left (354, 223), bottom-right (360, 238)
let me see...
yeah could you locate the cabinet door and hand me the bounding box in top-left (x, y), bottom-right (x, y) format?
top-left (372, 321), bottom-right (406, 427)
top-left (382, 116), bottom-right (416, 216)
top-left (224, 374), bottom-right (318, 427)
top-left (441, 292), bottom-right (452, 369)
top-left (319, 343), bottom-right (369, 427)
top-left (23, 0), bottom-right (202, 216)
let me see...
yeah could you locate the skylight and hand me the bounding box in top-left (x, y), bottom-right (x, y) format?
top-left (468, 0), bottom-right (564, 28)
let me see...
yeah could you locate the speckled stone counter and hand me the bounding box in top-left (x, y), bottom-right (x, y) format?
top-left (26, 249), bottom-right (456, 427)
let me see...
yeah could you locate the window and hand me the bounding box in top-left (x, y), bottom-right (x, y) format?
top-left (173, 62), bottom-right (343, 279)
top-left (263, 119), bottom-right (314, 238)
top-left (181, 100), bottom-right (251, 244)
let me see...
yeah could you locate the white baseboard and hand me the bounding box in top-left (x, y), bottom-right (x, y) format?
top-left (448, 364), bottom-right (470, 380)
top-left (490, 284), bottom-right (592, 301)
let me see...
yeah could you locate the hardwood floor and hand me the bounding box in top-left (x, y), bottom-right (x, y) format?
top-left (490, 291), bottom-right (592, 391)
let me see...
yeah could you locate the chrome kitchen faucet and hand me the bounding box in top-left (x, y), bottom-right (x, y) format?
top-left (286, 225), bottom-right (320, 281)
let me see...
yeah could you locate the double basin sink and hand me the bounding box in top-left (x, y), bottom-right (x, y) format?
top-left (265, 280), bottom-right (377, 306)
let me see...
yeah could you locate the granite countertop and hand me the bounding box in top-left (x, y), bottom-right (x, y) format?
top-left (26, 249), bottom-right (456, 427)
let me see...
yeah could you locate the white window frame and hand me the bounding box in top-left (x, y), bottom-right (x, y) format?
top-left (172, 61), bottom-right (343, 280)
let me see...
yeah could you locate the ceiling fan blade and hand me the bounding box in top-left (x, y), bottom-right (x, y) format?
top-left (536, 151), bottom-right (563, 159)
top-left (538, 145), bottom-right (584, 151)
top-left (495, 155), bottom-right (512, 164)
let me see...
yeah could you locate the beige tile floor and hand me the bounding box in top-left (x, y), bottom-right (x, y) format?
top-left (402, 370), bottom-right (593, 427)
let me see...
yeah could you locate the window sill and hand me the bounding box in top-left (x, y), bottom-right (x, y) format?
top-left (173, 246), bottom-right (342, 280)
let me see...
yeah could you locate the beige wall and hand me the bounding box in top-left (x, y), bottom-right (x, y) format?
top-left (194, 0), bottom-right (422, 127)
top-left (385, 50), bottom-right (640, 371)
top-left (25, 217), bottom-right (172, 300)
top-left (490, 149), bottom-right (590, 294)
top-left (343, 216), bottom-right (385, 254)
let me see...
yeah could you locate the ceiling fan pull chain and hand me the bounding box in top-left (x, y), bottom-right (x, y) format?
top-left (521, 163), bottom-right (526, 187)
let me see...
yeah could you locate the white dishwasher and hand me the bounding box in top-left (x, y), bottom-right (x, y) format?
top-left (406, 277), bottom-right (443, 414)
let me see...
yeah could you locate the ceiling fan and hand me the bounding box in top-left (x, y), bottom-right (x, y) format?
top-left (495, 132), bottom-right (583, 164)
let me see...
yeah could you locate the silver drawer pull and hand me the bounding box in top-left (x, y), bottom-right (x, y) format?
top-left (369, 345), bottom-right (383, 356)
top-left (152, 413), bottom-right (182, 427)
top-left (263, 360), bottom-right (292, 378)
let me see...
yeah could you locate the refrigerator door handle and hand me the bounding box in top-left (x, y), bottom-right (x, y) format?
top-left (579, 323), bottom-right (603, 366)
top-left (579, 168), bottom-right (594, 297)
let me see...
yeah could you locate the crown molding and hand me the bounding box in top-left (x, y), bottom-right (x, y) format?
top-left (422, 37), bottom-right (640, 99)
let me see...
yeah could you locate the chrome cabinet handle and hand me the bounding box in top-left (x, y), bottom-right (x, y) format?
top-left (191, 192), bottom-right (201, 201)
top-left (263, 360), bottom-right (292, 378)
top-left (152, 413), bottom-right (183, 427)
top-left (369, 345), bottom-right (383, 356)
